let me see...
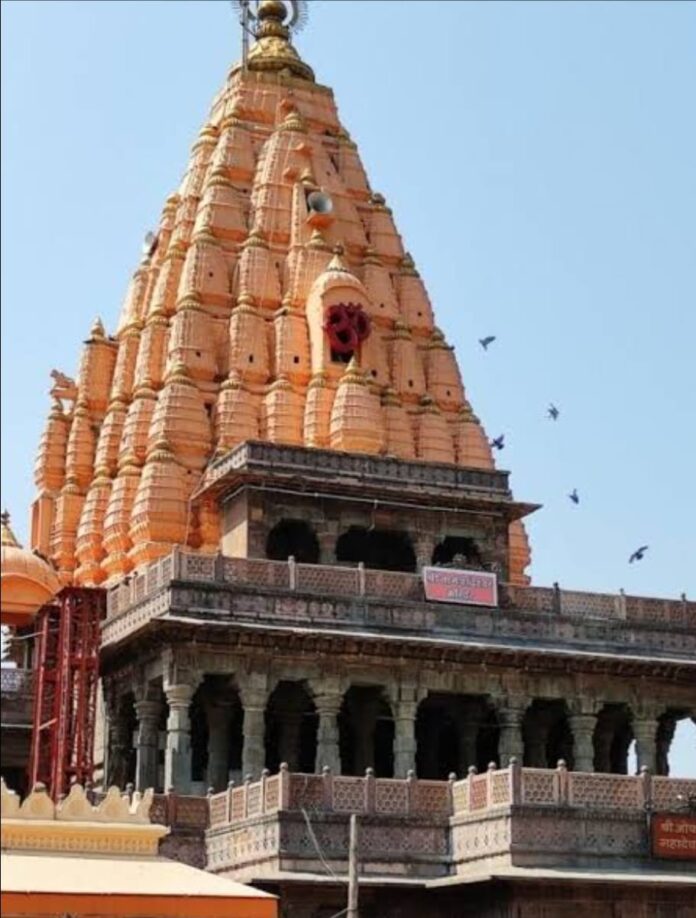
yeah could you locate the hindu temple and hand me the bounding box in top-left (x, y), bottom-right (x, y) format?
top-left (1, 2), bottom-right (694, 915)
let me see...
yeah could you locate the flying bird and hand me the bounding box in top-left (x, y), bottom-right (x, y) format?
top-left (479, 336), bottom-right (496, 351)
top-left (568, 489), bottom-right (579, 505)
top-left (490, 435), bottom-right (505, 451)
top-left (548, 404), bottom-right (560, 421)
top-left (629, 545), bottom-right (649, 564)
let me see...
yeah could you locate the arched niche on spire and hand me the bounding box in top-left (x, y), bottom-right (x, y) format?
top-left (305, 253), bottom-right (372, 379)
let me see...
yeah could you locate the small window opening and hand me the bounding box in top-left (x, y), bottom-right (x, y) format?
top-left (266, 519), bottom-right (320, 564)
top-left (248, 354), bottom-right (254, 363)
top-left (293, 355), bottom-right (300, 364)
top-left (432, 536), bottom-right (484, 569)
top-left (336, 526), bottom-right (416, 573)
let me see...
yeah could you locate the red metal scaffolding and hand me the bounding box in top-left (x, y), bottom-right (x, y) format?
top-left (28, 587), bottom-right (105, 799)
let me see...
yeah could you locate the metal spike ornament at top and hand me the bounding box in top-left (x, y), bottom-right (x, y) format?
top-left (231, 0), bottom-right (311, 77)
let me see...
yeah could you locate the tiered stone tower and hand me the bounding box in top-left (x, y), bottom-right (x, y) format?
top-left (30, 0), bottom-right (531, 591)
top-left (7, 6), bottom-right (694, 914)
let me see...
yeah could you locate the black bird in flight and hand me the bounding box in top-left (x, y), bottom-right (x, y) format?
top-left (548, 403), bottom-right (560, 421)
top-left (479, 336), bottom-right (496, 350)
top-left (490, 435), bottom-right (505, 451)
top-left (629, 545), bottom-right (649, 564)
top-left (569, 489), bottom-right (579, 505)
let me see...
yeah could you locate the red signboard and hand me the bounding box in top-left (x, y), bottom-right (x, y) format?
top-left (422, 567), bottom-right (498, 607)
top-left (651, 814), bottom-right (696, 860)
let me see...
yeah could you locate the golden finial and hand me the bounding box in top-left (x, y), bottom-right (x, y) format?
top-left (235, 0), bottom-right (315, 83)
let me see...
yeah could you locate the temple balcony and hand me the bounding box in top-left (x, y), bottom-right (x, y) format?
top-left (198, 763), bottom-right (696, 885)
top-left (102, 549), bottom-right (695, 670)
top-left (204, 764), bottom-right (696, 884)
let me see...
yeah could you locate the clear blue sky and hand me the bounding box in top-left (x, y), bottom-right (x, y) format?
top-left (1, 1), bottom-right (694, 773)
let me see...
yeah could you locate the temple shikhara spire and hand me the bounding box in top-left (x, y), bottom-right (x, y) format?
top-left (2, 5), bottom-right (695, 914)
top-left (29, 0), bottom-right (531, 589)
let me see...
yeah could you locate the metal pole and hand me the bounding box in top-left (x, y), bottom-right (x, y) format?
top-left (241, 0), bottom-right (250, 72)
top-left (347, 813), bottom-right (359, 918)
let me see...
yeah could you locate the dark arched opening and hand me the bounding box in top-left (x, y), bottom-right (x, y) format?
top-left (265, 680), bottom-right (318, 773)
top-left (523, 700), bottom-right (573, 769)
top-left (190, 690), bottom-right (209, 786)
top-left (266, 519), bottom-right (320, 564)
top-left (594, 704), bottom-right (632, 774)
top-left (191, 676), bottom-right (244, 791)
top-left (335, 527), bottom-right (416, 573)
top-left (416, 693), bottom-right (498, 778)
top-left (339, 686), bottom-right (394, 777)
top-left (432, 536), bottom-right (485, 569)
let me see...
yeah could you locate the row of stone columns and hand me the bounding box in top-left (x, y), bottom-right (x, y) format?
top-left (125, 683), bottom-right (666, 793)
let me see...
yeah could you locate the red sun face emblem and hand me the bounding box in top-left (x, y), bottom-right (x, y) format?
top-left (324, 303), bottom-right (371, 355)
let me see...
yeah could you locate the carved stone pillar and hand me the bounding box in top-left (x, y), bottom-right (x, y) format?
top-left (164, 684), bottom-right (196, 793)
top-left (393, 700), bottom-right (418, 778)
top-left (240, 680), bottom-right (268, 778)
top-left (633, 717), bottom-right (658, 774)
top-left (315, 692), bottom-right (342, 774)
top-left (569, 713), bottom-right (597, 773)
top-left (497, 701), bottom-right (526, 766)
top-left (134, 699), bottom-right (161, 792)
top-left (206, 703), bottom-right (231, 792)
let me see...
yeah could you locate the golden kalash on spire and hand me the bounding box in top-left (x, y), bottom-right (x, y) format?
top-left (28, 0), bottom-right (531, 587)
top-left (239, 0), bottom-right (315, 82)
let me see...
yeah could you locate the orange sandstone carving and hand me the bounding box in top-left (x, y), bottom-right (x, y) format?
top-left (29, 4), bottom-right (531, 583)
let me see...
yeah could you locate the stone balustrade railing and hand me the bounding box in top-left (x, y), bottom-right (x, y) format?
top-left (451, 760), bottom-right (696, 815)
top-left (105, 548), bottom-right (693, 631)
top-left (209, 766), bottom-right (452, 828)
top-left (207, 764), bottom-right (696, 830)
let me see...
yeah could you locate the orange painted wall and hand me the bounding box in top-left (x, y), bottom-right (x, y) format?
top-left (1, 892), bottom-right (277, 918)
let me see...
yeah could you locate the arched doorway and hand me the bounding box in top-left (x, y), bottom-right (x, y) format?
top-left (523, 700), bottom-right (573, 769)
top-left (339, 686), bottom-right (394, 777)
top-left (266, 519), bottom-right (320, 564)
top-left (335, 527), bottom-right (416, 573)
top-left (191, 676), bottom-right (244, 791)
top-left (265, 680), bottom-right (318, 773)
top-left (594, 704), bottom-right (632, 774)
top-left (416, 694), bottom-right (499, 778)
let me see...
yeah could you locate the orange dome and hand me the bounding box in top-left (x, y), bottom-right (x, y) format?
top-left (1, 511), bottom-right (60, 626)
